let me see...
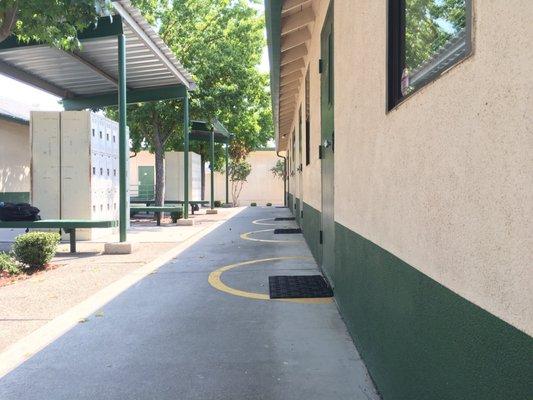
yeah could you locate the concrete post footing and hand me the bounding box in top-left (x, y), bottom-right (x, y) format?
top-left (104, 242), bottom-right (134, 254)
top-left (176, 219), bottom-right (195, 226)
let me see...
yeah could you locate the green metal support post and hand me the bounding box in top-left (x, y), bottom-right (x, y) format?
top-left (225, 143), bottom-right (229, 204)
top-left (210, 129), bottom-right (215, 209)
top-left (183, 91), bottom-right (189, 219)
top-left (118, 34), bottom-right (127, 242)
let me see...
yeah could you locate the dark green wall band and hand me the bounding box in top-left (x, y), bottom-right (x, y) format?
top-left (294, 197), bottom-right (300, 224)
top-left (287, 193), bottom-right (294, 213)
top-left (302, 202), bottom-right (322, 265)
top-left (334, 222), bottom-right (533, 400)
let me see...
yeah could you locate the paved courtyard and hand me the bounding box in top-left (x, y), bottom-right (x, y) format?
top-left (0, 206), bottom-right (379, 400)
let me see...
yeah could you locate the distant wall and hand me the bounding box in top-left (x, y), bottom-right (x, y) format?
top-left (129, 151), bottom-right (202, 201)
top-left (129, 151), bottom-right (155, 189)
top-left (205, 150), bottom-right (284, 206)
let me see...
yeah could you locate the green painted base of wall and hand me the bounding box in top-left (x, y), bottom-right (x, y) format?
top-left (302, 202), bottom-right (322, 265)
top-left (334, 222), bottom-right (533, 400)
top-left (287, 193), bottom-right (294, 213)
top-left (294, 197), bottom-right (300, 224)
top-left (0, 192), bottom-right (30, 203)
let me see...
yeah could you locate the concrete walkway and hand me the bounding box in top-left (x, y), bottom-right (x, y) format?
top-left (0, 206), bottom-right (379, 400)
top-left (0, 207), bottom-right (243, 352)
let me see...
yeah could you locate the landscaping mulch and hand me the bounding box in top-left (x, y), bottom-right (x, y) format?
top-left (0, 264), bottom-right (60, 287)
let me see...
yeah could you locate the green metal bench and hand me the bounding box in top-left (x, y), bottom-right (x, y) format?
top-left (130, 200), bottom-right (208, 214)
top-left (130, 205), bottom-right (183, 226)
top-left (0, 219), bottom-right (118, 253)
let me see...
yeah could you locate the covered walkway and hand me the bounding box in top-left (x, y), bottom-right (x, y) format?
top-left (0, 207), bottom-right (378, 400)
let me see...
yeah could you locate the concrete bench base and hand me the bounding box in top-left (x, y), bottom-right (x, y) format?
top-left (206, 209), bottom-right (218, 214)
top-left (104, 242), bottom-right (134, 254)
top-left (176, 219), bottom-right (194, 226)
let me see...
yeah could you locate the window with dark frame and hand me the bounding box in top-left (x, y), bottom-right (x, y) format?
top-left (388, 0), bottom-right (471, 110)
top-left (305, 68), bottom-right (310, 165)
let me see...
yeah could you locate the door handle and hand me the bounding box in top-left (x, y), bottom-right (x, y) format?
top-left (323, 139), bottom-right (332, 149)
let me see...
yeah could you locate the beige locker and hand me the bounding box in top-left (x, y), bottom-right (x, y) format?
top-left (30, 110), bottom-right (124, 240)
top-left (31, 111), bottom-right (61, 220)
top-left (60, 111), bottom-right (92, 239)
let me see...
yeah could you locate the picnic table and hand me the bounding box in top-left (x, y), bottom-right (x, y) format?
top-left (130, 200), bottom-right (209, 214)
top-left (130, 205), bottom-right (183, 226)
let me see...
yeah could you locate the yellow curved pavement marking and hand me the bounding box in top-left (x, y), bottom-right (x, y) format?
top-left (240, 229), bottom-right (303, 243)
top-left (208, 257), bottom-right (332, 304)
top-left (252, 218), bottom-right (276, 226)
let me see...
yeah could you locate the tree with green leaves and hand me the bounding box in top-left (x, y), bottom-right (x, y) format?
top-left (270, 159), bottom-right (285, 180)
top-left (229, 160), bottom-right (251, 206)
top-left (117, 0), bottom-right (272, 205)
top-left (0, 0), bottom-right (112, 48)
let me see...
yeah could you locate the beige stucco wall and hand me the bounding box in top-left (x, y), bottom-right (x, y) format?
top-left (129, 151), bottom-right (202, 200)
top-left (285, 0), bottom-right (532, 335)
top-left (0, 119), bottom-right (30, 193)
top-left (205, 150), bottom-right (284, 206)
top-left (129, 151), bottom-right (155, 189)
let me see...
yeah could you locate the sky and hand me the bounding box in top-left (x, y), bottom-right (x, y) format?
top-left (0, 1), bottom-right (270, 111)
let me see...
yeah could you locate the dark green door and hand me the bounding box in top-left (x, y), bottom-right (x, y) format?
top-left (320, 3), bottom-right (335, 285)
top-left (138, 166), bottom-right (155, 200)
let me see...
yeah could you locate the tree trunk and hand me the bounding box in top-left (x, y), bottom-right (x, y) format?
top-left (200, 154), bottom-right (206, 201)
top-left (0, 6), bottom-right (18, 44)
top-left (154, 136), bottom-right (165, 206)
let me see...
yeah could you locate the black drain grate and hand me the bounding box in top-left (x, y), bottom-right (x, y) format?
top-left (269, 275), bottom-right (333, 299)
top-left (274, 217), bottom-right (295, 221)
top-left (274, 228), bottom-right (302, 234)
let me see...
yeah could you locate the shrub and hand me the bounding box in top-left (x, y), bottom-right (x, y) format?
top-left (170, 209), bottom-right (183, 223)
top-left (13, 232), bottom-right (61, 269)
top-left (266, 203), bottom-right (272, 207)
top-left (214, 200), bottom-right (222, 208)
top-left (250, 202), bottom-right (257, 207)
top-left (0, 252), bottom-right (21, 275)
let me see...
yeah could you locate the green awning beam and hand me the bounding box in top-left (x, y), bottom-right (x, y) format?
top-left (63, 85), bottom-right (188, 110)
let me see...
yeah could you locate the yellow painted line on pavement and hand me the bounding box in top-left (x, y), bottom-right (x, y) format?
top-left (240, 229), bottom-right (303, 243)
top-left (252, 218), bottom-right (278, 226)
top-left (208, 257), bottom-right (332, 304)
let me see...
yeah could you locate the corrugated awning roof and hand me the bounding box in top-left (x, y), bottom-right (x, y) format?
top-left (0, 96), bottom-right (31, 123)
top-left (0, 0), bottom-right (194, 101)
top-left (191, 119), bottom-right (233, 143)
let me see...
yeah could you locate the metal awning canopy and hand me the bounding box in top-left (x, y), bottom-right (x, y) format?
top-left (191, 119), bottom-right (233, 144)
top-left (0, 0), bottom-right (195, 105)
top-left (189, 119), bottom-right (233, 207)
top-left (0, 0), bottom-right (196, 242)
